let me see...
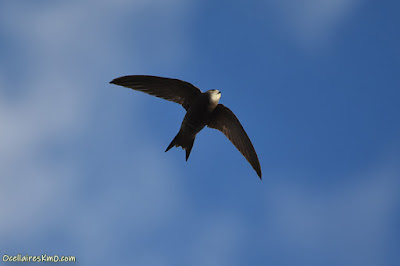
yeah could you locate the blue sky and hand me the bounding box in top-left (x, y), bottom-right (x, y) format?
top-left (0, 0), bottom-right (399, 265)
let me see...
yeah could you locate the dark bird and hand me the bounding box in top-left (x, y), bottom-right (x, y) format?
top-left (110, 75), bottom-right (262, 179)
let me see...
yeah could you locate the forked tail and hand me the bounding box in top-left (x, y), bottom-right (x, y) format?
top-left (165, 131), bottom-right (195, 161)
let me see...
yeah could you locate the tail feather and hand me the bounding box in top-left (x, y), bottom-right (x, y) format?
top-left (185, 138), bottom-right (195, 161)
top-left (165, 131), bottom-right (195, 160)
top-left (165, 136), bottom-right (177, 152)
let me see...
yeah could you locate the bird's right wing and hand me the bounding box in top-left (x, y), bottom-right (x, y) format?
top-left (110, 75), bottom-right (202, 110)
top-left (207, 104), bottom-right (262, 179)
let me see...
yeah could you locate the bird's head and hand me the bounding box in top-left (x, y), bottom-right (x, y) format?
top-left (206, 89), bottom-right (221, 106)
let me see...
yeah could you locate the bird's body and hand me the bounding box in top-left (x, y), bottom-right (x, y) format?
top-left (110, 75), bottom-right (262, 179)
top-left (166, 90), bottom-right (221, 160)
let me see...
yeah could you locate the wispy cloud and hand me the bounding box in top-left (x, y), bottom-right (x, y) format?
top-left (189, 213), bottom-right (245, 266)
top-left (263, 155), bottom-right (399, 265)
top-left (268, 0), bottom-right (363, 50)
top-left (1, 1), bottom-right (397, 265)
top-left (0, 1), bottom-right (192, 263)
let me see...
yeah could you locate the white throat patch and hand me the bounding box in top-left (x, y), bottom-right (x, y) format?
top-left (207, 90), bottom-right (221, 109)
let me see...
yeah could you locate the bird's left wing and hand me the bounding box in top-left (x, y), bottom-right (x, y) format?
top-left (110, 75), bottom-right (202, 110)
top-left (207, 104), bottom-right (262, 179)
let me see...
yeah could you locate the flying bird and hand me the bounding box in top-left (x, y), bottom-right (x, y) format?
top-left (110, 75), bottom-right (262, 179)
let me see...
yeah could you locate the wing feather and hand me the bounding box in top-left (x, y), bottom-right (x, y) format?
top-left (110, 75), bottom-right (202, 110)
top-left (207, 104), bottom-right (262, 179)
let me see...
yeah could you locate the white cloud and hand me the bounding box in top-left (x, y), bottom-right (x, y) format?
top-left (0, 0), bottom-right (192, 249)
top-left (2, 1), bottom-right (396, 265)
top-left (268, 0), bottom-right (363, 50)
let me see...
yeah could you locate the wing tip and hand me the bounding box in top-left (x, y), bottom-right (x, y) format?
top-left (110, 75), bottom-right (130, 85)
top-left (110, 77), bottom-right (122, 85)
top-left (254, 166), bottom-right (262, 180)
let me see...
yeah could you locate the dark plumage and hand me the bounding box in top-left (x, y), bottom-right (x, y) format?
top-left (110, 75), bottom-right (262, 179)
